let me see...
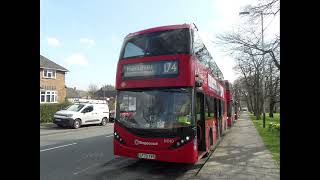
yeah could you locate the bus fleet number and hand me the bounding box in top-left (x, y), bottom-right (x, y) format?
top-left (163, 62), bottom-right (177, 73)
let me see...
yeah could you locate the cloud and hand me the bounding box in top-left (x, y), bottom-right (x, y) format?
top-left (80, 38), bottom-right (95, 46)
top-left (47, 37), bottom-right (60, 47)
top-left (65, 53), bottom-right (89, 66)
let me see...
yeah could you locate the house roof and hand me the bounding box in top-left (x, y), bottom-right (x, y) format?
top-left (40, 55), bottom-right (68, 72)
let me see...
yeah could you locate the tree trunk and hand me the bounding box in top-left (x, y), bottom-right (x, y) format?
top-left (246, 96), bottom-right (251, 112)
top-left (255, 90), bottom-right (261, 120)
top-left (253, 92), bottom-right (258, 118)
top-left (269, 101), bottom-right (274, 118)
top-left (255, 75), bottom-right (261, 120)
top-left (250, 94), bottom-right (254, 113)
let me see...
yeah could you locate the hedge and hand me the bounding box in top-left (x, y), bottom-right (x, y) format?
top-left (40, 101), bottom-right (71, 123)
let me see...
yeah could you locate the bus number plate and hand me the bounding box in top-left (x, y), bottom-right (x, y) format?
top-left (137, 153), bottom-right (156, 159)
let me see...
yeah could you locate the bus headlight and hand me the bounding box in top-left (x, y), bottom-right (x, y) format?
top-left (170, 136), bottom-right (193, 149)
top-left (114, 131), bottom-right (125, 144)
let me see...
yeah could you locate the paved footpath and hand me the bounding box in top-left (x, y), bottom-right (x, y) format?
top-left (191, 112), bottom-right (280, 180)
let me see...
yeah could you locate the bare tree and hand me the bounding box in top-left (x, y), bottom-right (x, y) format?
top-left (264, 56), bottom-right (280, 117)
top-left (216, 0), bottom-right (280, 71)
top-left (216, 31), bottom-right (280, 71)
top-left (233, 50), bottom-right (265, 119)
top-left (249, 0), bottom-right (280, 17)
top-left (87, 84), bottom-right (98, 99)
top-left (214, 0), bottom-right (280, 120)
top-left (101, 84), bottom-right (115, 91)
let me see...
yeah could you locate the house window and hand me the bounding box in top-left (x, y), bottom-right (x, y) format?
top-left (40, 90), bottom-right (58, 103)
top-left (43, 69), bottom-right (56, 79)
top-left (40, 91), bottom-right (45, 102)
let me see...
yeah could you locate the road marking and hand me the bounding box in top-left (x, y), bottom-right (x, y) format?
top-left (40, 143), bottom-right (77, 152)
top-left (73, 163), bottom-right (101, 175)
top-left (105, 135), bottom-right (113, 138)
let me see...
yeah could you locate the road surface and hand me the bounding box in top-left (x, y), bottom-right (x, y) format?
top-left (40, 123), bottom-right (208, 180)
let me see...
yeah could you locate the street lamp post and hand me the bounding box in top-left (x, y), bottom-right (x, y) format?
top-left (240, 10), bottom-right (266, 128)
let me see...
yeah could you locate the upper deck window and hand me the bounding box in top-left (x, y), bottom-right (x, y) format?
top-left (120, 28), bottom-right (191, 59)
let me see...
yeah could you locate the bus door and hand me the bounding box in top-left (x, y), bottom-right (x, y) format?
top-left (196, 92), bottom-right (206, 151)
top-left (218, 99), bottom-right (223, 136)
top-left (214, 98), bottom-right (222, 138)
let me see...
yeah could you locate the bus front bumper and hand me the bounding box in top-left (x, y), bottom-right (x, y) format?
top-left (113, 139), bottom-right (198, 164)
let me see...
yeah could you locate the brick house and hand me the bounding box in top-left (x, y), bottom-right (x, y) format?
top-left (40, 55), bottom-right (69, 103)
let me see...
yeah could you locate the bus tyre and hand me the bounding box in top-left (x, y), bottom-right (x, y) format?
top-left (101, 117), bottom-right (108, 126)
top-left (73, 119), bottom-right (81, 129)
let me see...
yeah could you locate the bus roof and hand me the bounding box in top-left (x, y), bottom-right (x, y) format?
top-left (126, 24), bottom-right (193, 38)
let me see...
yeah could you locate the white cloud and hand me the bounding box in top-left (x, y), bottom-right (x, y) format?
top-left (65, 53), bottom-right (89, 66)
top-left (47, 37), bottom-right (60, 47)
top-left (80, 38), bottom-right (96, 46)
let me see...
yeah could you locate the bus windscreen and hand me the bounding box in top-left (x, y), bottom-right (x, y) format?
top-left (117, 88), bottom-right (193, 129)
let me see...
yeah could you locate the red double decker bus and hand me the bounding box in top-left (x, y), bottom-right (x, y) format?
top-left (113, 24), bottom-right (231, 164)
top-left (224, 80), bottom-right (236, 127)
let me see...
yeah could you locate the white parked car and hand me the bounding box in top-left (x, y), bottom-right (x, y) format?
top-left (53, 100), bottom-right (109, 129)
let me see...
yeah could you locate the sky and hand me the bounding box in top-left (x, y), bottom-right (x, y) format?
top-left (40, 0), bottom-right (279, 91)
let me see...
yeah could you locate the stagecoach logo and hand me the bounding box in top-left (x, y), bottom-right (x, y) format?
top-left (134, 139), bottom-right (158, 146)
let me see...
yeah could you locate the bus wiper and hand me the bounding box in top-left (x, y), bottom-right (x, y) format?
top-left (161, 89), bottom-right (188, 93)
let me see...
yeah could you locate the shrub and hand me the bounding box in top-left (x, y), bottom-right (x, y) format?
top-left (269, 122), bottom-right (280, 131)
top-left (40, 101), bottom-right (71, 123)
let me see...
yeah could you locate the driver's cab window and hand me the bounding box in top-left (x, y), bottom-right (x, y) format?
top-left (82, 105), bottom-right (93, 113)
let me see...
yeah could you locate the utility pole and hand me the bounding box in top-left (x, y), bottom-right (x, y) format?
top-left (261, 11), bottom-right (266, 128)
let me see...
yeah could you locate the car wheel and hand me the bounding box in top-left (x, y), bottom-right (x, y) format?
top-left (73, 119), bottom-right (81, 129)
top-left (101, 117), bottom-right (108, 126)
